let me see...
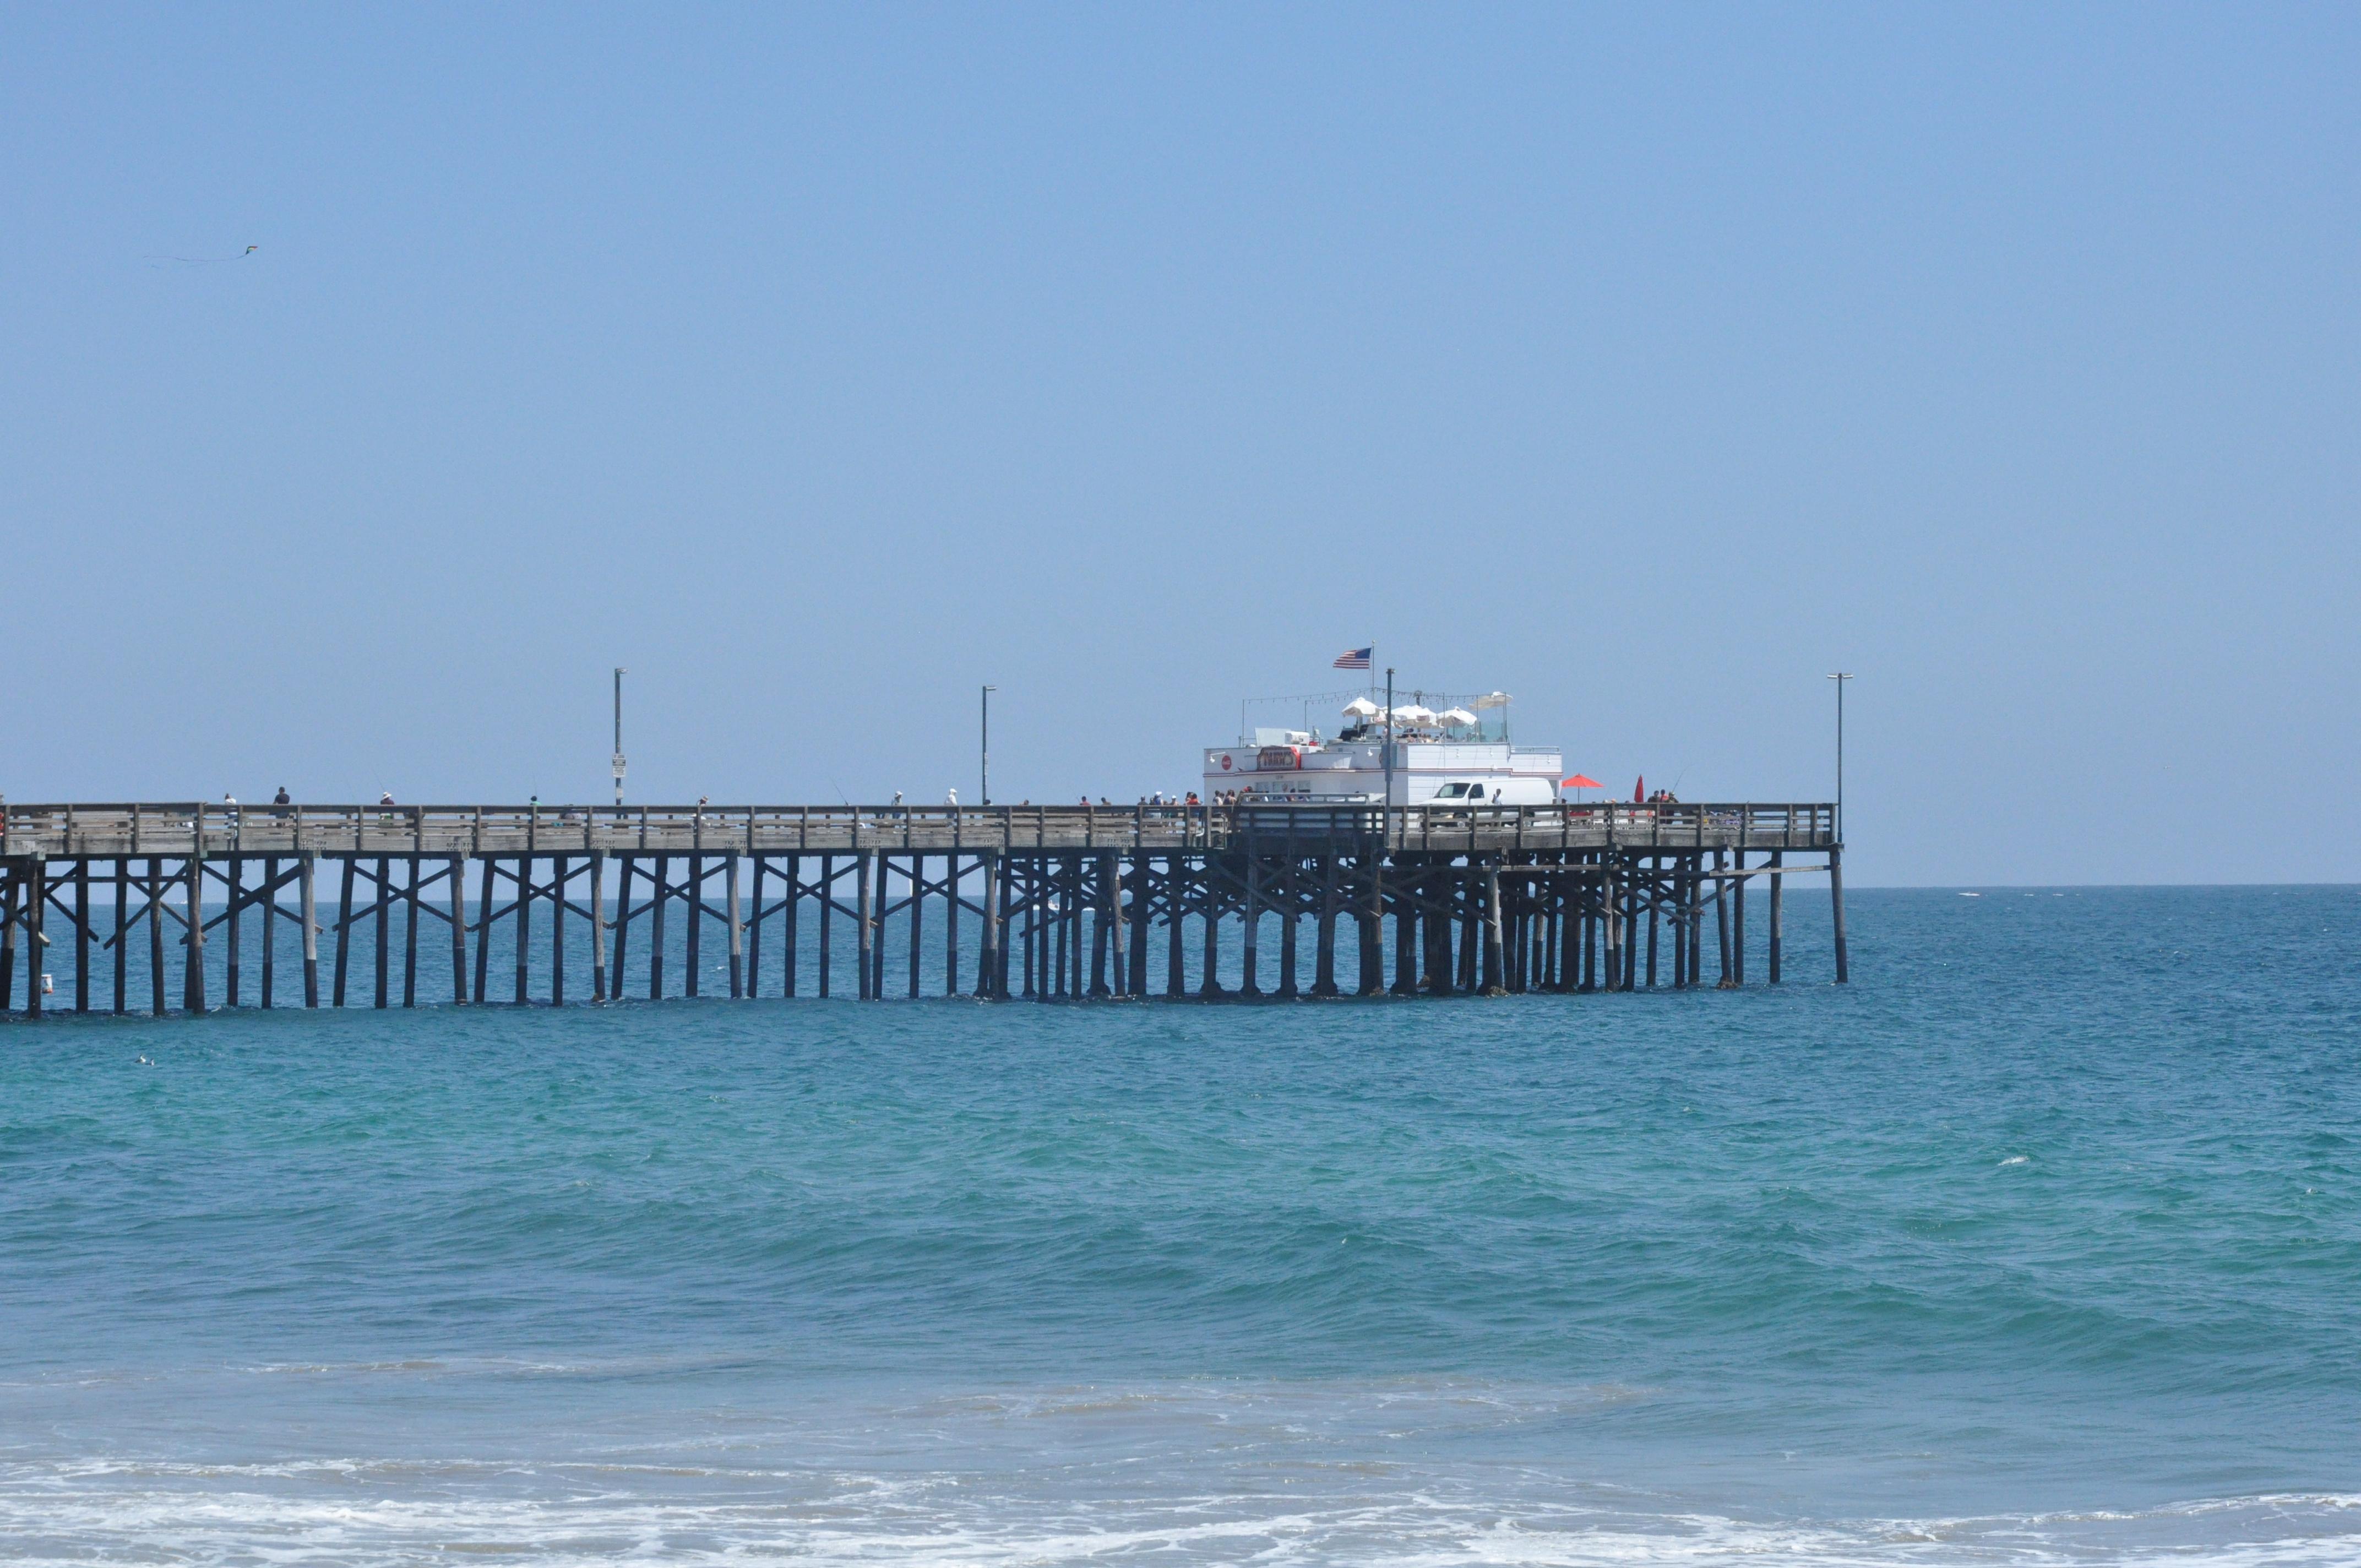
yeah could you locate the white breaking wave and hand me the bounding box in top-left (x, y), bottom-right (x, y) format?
top-left (5, 1462), bottom-right (2361, 1568)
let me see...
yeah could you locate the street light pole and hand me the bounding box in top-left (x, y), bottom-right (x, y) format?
top-left (1383, 667), bottom-right (1395, 810)
top-left (981, 685), bottom-right (995, 805)
top-left (1826, 672), bottom-right (1852, 841)
top-left (612, 668), bottom-right (627, 807)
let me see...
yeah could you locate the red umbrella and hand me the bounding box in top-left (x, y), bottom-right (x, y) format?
top-left (1561, 775), bottom-right (1602, 789)
top-left (1633, 775), bottom-right (1645, 803)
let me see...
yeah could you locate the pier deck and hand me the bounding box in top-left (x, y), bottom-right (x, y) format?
top-left (0, 802), bottom-right (1846, 1015)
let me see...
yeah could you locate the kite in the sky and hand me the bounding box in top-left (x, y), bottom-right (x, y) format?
top-left (148, 245), bottom-right (259, 266)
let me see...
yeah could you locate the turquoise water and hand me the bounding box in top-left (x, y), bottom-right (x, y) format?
top-left (4, 887), bottom-right (2359, 1564)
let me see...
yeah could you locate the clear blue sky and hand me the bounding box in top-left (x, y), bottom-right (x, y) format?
top-left (5, 5), bottom-right (2355, 884)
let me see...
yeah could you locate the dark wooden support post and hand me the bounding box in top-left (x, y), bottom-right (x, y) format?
top-left (976, 852), bottom-right (1000, 998)
top-left (1357, 856), bottom-right (1384, 997)
top-left (1670, 861), bottom-right (1688, 988)
top-left (1166, 861), bottom-right (1187, 998)
top-left (1091, 851), bottom-right (1116, 998)
top-left (513, 858), bottom-right (532, 1005)
top-left (611, 856), bottom-right (633, 1000)
top-left (1767, 851), bottom-right (1783, 984)
top-left (1830, 845), bottom-right (1849, 983)
top-left (1731, 850), bottom-right (1747, 987)
top-left (995, 852), bottom-right (1015, 998)
top-left (873, 851), bottom-right (891, 1000)
top-left (1646, 864), bottom-right (1661, 988)
top-left (784, 853), bottom-right (803, 998)
top-left (589, 851), bottom-right (608, 1001)
top-left (1239, 845), bottom-right (1261, 998)
top-left (726, 853), bottom-right (744, 999)
top-left (1312, 854), bottom-right (1339, 998)
top-left (371, 858), bottom-right (390, 1009)
top-left (1129, 851), bottom-right (1151, 997)
top-left (1109, 851), bottom-right (1130, 997)
top-left (450, 855), bottom-right (470, 1004)
top-left (1276, 859), bottom-right (1299, 1000)
top-left (113, 857), bottom-right (129, 1014)
top-left (0, 868), bottom-right (15, 1012)
top-left (855, 850), bottom-right (873, 1001)
top-left (334, 857), bottom-right (356, 1007)
top-left (944, 853), bottom-right (960, 997)
top-left (148, 859), bottom-right (167, 1015)
top-left (1688, 856), bottom-right (1705, 988)
top-left (817, 854), bottom-right (833, 998)
top-left (1714, 850), bottom-right (1733, 988)
top-left (1199, 874), bottom-right (1222, 996)
top-left (184, 839), bottom-right (206, 1013)
top-left (1392, 875), bottom-right (1418, 994)
top-left (649, 854), bottom-right (670, 1000)
top-left (550, 856), bottom-right (568, 1006)
top-left (1482, 862), bottom-right (1506, 995)
top-left (299, 853), bottom-right (319, 1008)
top-left (1623, 873), bottom-right (1640, 990)
top-left (472, 856), bottom-right (494, 1003)
top-left (910, 854), bottom-right (926, 999)
top-left (257, 857), bottom-right (275, 1009)
top-left (74, 857), bottom-right (91, 1014)
top-left (400, 856), bottom-right (420, 1008)
top-left (684, 854), bottom-right (703, 999)
top-left (23, 861), bottom-right (43, 1017)
top-left (224, 854), bottom-right (242, 1006)
top-left (746, 856), bottom-right (765, 998)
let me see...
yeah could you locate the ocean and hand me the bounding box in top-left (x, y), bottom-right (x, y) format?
top-left (4, 886), bottom-right (2359, 1565)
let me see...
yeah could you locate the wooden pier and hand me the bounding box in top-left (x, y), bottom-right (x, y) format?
top-left (0, 801), bottom-right (1846, 1015)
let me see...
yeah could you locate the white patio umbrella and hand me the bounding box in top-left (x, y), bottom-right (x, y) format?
top-left (1439, 707), bottom-right (1478, 728)
top-left (1341, 696), bottom-right (1380, 718)
top-left (1392, 704), bottom-right (1437, 725)
top-left (1470, 692), bottom-right (1511, 710)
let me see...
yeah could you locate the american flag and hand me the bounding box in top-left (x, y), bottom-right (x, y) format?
top-left (1332, 646), bottom-right (1373, 670)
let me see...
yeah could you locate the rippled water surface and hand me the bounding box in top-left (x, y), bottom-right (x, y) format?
top-left (4, 887), bottom-right (2359, 1564)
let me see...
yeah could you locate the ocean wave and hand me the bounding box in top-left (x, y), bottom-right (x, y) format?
top-left (5, 1465), bottom-right (2361, 1567)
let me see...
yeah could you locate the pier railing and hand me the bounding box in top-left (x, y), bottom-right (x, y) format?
top-left (1, 802), bottom-right (1836, 858)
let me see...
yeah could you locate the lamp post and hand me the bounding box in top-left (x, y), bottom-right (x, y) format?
top-left (612, 668), bottom-right (627, 807)
top-left (981, 685), bottom-right (995, 805)
top-left (1826, 672), bottom-right (1852, 841)
top-left (1383, 667), bottom-right (1395, 811)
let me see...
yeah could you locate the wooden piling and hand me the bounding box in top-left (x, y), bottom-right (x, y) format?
top-left (333, 857), bottom-right (356, 1007)
top-left (1240, 847), bottom-right (1261, 998)
top-left (300, 853), bottom-right (319, 1008)
top-left (184, 844), bottom-right (206, 1013)
top-left (258, 856), bottom-right (275, 1009)
top-left (1482, 863), bottom-right (1506, 995)
top-left (374, 857), bottom-right (391, 1010)
top-left (551, 856), bottom-right (569, 1006)
top-left (589, 851), bottom-right (608, 1001)
top-left (403, 855), bottom-right (422, 1008)
top-left (977, 851), bottom-right (1000, 999)
top-left (910, 854), bottom-right (926, 999)
top-left (450, 855), bottom-right (470, 1005)
top-left (148, 860), bottom-right (167, 1015)
top-left (1767, 851), bottom-right (1783, 984)
top-left (1829, 845), bottom-right (1849, 983)
top-left (113, 857), bottom-right (129, 1014)
top-left (684, 853), bottom-right (702, 1000)
top-left (225, 854), bottom-right (243, 1006)
top-left (23, 860), bottom-right (43, 1017)
top-left (650, 854), bottom-right (670, 1000)
top-left (75, 857), bottom-right (91, 1014)
top-left (1731, 850), bottom-right (1746, 987)
top-left (1713, 850), bottom-right (1733, 989)
top-left (855, 850), bottom-right (873, 1001)
top-left (726, 853), bottom-right (743, 1000)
